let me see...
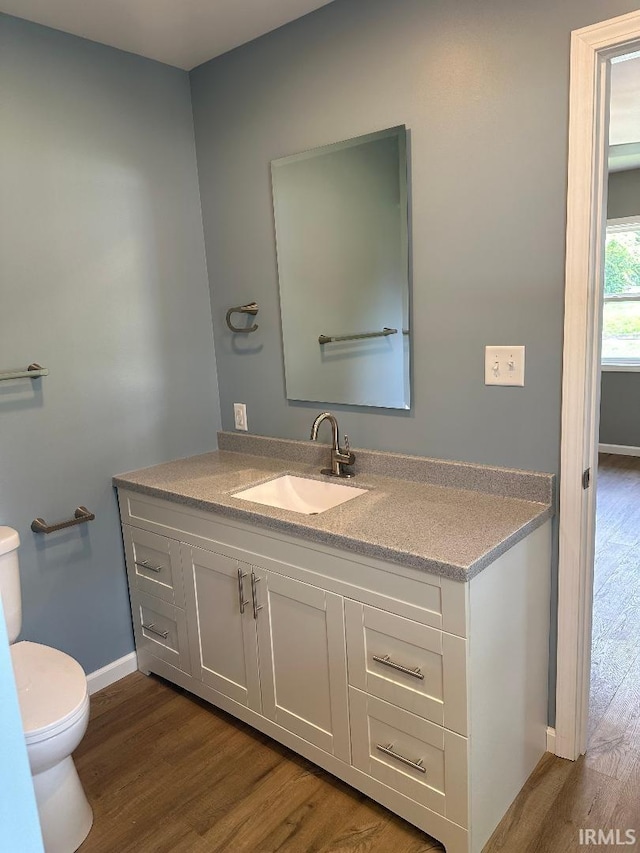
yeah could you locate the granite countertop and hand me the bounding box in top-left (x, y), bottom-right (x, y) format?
top-left (113, 432), bottom-right (555, 582)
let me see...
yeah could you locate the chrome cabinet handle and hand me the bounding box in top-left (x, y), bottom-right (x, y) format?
top-left (136, 559), bottom-right (163, 574)
top-left (376, 743), bottom-right (427, 774)
top-left (372, 654), bottom-right (424, 680)
top-left (142, 622), bottom-right (169, 640)
top-left (250, 572), bottom-right (263, 620)
top-left (237, 568), bottom-right (250, 614)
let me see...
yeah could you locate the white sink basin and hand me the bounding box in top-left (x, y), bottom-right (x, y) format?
top-left (232, 474), bottom-right (367, 515)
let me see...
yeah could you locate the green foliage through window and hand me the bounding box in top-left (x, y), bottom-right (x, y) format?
top-left (602, 224), bottom-right (640, 363)
top-left (604, 236), bottom-right (640, 294)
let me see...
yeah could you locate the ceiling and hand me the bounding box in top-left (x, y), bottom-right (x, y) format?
top-left (0, 0), bottom-right (336, 70)
top-left (609, 52), bottom-right (640, 171)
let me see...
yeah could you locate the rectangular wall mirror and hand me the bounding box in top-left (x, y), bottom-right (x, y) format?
top-left (271, 125), bottom-right (410, 409)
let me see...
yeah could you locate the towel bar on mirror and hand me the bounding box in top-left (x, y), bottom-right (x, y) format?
top-left (0, 363), bottom-right (48, 382)
top-left (318, 328), bottom-right (397, 345)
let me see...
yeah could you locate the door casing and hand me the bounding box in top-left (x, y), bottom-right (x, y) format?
top-left (558, 9), bottom-right (640, 761)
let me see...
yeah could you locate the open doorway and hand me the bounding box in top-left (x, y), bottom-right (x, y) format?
top-left (589, 50), bottom-right (640, 762)
top-left (557, 10), bottom-right (640, 763)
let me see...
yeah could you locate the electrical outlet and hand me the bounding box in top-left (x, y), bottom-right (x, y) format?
top-left (485, 346), bottom-right (525, 386)
top-left (233, 403), bottom-right (248, 431)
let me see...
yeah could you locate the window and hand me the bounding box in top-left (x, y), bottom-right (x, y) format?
top-left (602, 217), bottom-right (640, 369)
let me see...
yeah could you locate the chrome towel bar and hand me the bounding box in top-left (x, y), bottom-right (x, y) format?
top-left (31, 506), bottom-right (95, 534)
top-left (318, 327), bottom-right (397, 345)
top-left (0, 363), bottom-right (48, 382)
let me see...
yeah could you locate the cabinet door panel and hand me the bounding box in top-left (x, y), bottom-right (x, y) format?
top-left (181, 545), bottom-right (261, 712)
top-left (255, 570), bottom-right (350, 761)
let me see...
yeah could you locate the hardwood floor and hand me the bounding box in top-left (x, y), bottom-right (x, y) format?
top-left (485, 453), bottom-right (640, 852)
top-left (589, 454), bottom-right (640, 745)
top-left (75, 672), bottom-right (444, 853)
top-left (76, 456), bottom-right (640, 852)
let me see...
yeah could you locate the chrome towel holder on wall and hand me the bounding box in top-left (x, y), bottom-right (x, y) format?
top-left (31, 507), bottom-right (95, 534)
top-left (226, 302), bottom-right (259, 333)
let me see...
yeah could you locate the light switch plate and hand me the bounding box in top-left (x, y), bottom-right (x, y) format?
top-left (485, 346), bottom-right (525, 386)
top-left (233, 403), bottom-right (248, 430)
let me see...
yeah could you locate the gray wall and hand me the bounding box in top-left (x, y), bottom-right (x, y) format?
top-left (600, 168), bottom-right (640, 447)
top-left (0, 15), bottom-right (221, 673)
top-left (608, 167), bottom-right (640, 219)
top-left (191, 0), bottom-right (640, 475)
top-left (190, 0), bottom-right (640, 726)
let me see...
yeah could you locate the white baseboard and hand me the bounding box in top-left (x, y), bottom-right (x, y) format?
top-left (546, 726), bottom-right (557, 754)
top-left (599, 443), bottom-right (640, 457)
top-left (86, 651), bottom-right (138, 695)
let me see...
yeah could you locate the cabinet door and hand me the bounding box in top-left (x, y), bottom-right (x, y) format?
top-left (181, 545), bottom-right (261, 712)
top-left (254, 569), bottom-right (350, 761)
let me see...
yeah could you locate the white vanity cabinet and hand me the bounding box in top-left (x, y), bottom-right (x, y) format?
top-left (180, 543), bottom-right (350, 760)
top-left (117, 487), bottom-right (551, 853)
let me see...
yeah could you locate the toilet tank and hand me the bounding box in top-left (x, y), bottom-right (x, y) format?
top-left (0, 527), bottom-right (22, 644)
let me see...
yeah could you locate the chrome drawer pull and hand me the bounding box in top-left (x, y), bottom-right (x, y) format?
top-left (237, 568), bottom-right (250, 614)
top-left (136, 559), bottom-right (163, 574)
top-left (376, 743), bottom-right (427, 774)
top-left (372, 654), bottom-right (424, 680)
top-left (142, 622), bottom-right (169, 640)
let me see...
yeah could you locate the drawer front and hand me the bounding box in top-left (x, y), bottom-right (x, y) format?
top-left (349, 687), bottom-right (468, 828)
top-left (117, 490), bottom-right (468, 638)
top-left (123, 525), bottom-right (184, 607)
top-left (345, 601), bottom-right (467, 735)
top-left (131, 590), bottom-right (191, 675)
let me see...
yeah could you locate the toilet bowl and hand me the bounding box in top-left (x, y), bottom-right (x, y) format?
top-left (0, 528), bottom-right (93, 853)
top-left (11, 641), bottom-right (93, 853)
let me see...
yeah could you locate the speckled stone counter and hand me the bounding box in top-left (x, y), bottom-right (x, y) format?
top-left (113, 433), bottom-right (555, 582)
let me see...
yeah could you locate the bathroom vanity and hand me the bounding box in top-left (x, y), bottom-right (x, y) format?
top-left (114, 433), bottom-right (554, 853)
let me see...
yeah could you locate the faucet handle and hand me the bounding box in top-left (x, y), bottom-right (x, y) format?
top-left (341, 434), bottom-right (356, 468)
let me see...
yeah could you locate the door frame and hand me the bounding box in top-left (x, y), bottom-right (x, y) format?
top-left (557, 8), bottom-right (640, 761)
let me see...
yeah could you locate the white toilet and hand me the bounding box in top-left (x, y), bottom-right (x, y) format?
top-left (0, 527), bottom-right (93, 853)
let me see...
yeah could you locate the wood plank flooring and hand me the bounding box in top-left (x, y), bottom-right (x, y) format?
top-left (75, 672), bottom-right (444, 852)
top-left (485, 453), bottom-right (640, 852)
top-left (76, 454), bottom-right (640, 852)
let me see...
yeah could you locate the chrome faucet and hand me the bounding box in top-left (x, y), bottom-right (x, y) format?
top-left (309, 412), bottom-right (356, 478)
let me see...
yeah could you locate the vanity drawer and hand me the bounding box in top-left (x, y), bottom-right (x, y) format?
top-left (349, 688), bottom-right (468, 828)
top-left (123, 525), bottom-right (184, 607)
top-left (131, 590), bottom-right (191, 675)
top-left (345, 601), bottom-right (467, 735)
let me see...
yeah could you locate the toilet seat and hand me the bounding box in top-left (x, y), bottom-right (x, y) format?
top-left (11, 641), bottom-right (88, 743)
